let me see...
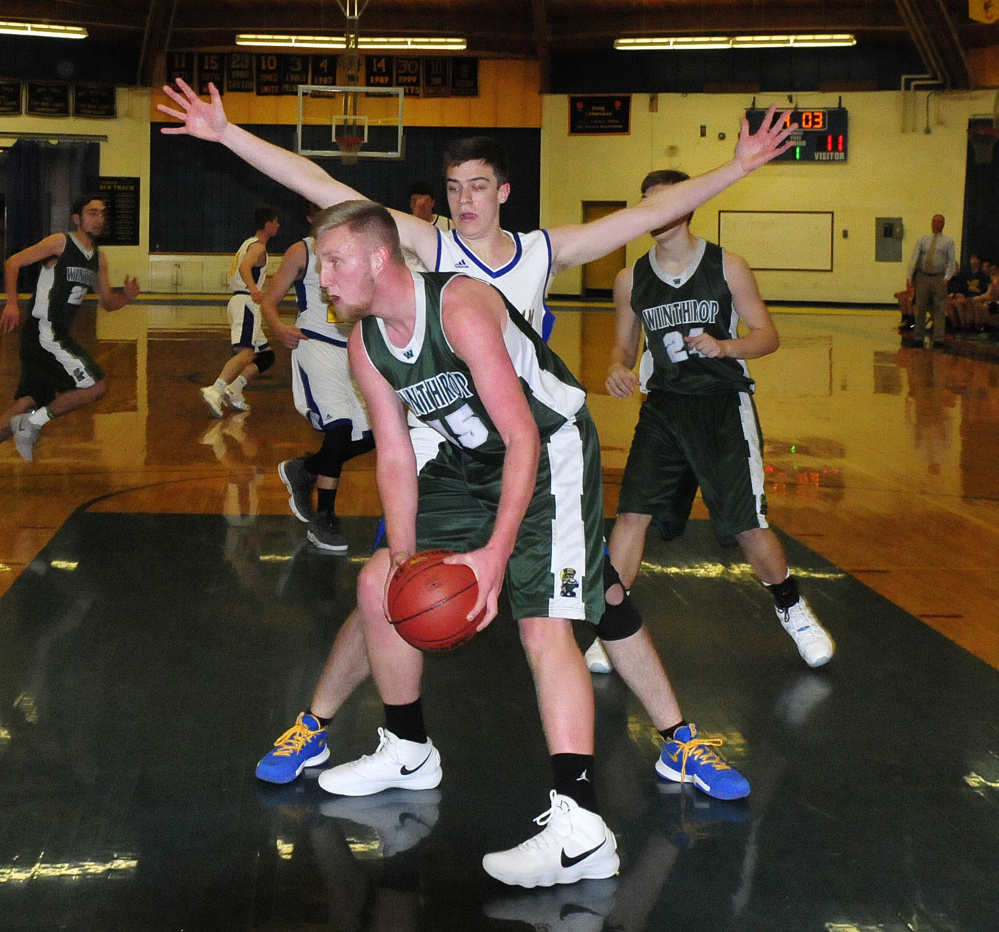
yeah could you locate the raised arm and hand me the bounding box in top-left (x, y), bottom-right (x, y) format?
top-left (548, 105), bottom-right (796, 273)
top-left (605, 267), bottom-right (644, 399)
top-left (93, 252), bottom-right (140, 312)
top-left (684, 251), bottom-right (778, 360)
top-left (441, 278), bottom-right (541, 625)
top-left (1, 234), bottom-right (67, 332)
top-left (260, 241), bottom-right (308, 349)
top-left (158, 79), bottom-right (440, 267)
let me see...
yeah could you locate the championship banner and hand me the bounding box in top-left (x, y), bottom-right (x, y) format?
top-left (969, 0), bottom-right (998, 23)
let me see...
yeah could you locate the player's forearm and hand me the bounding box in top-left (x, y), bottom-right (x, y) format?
top-left (259, 297), bottom-right (284, 333)
top-left (608, 342), bottom-right (638, 373)
top-left (4, 258), bottom-right (24, 305)
top-left (102, 293), bottom-right (131, 312)
top-left (218, 121), bottom-right (354, 208)
top-left (377, 457), bottom-right (419, 556)
top-left (719, 328), bottom-right (779, 360)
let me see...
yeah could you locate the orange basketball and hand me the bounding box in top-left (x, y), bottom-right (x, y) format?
top-left (387, 549), bottom-right (484, 651)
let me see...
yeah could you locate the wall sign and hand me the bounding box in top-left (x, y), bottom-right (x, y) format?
top-left (74, 84), bottom-right (116, 118)
top-left (97, 177), bottom-right (141, 247)
top-left (569, 96), bottom-right (631, 135)
top-left (0, 79), bottom-right (23, 115)
top-left (26, 82), bottom-right (70, 116)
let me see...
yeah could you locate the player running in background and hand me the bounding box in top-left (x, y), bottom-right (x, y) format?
top-left (259, 203), bottom-right (374, 552)
top-left (2, 195), bottom-right (140, 462)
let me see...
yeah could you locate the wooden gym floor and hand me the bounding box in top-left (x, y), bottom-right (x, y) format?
top-left (1, 300), bottom-right (997, 931)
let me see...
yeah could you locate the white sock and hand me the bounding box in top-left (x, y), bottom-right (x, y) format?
top-left (28, 406), bottom-right (52, 427)
top-left (229, 375), bottom-right (248, 394)
top-left (212, 378), bottom-right (227, 393)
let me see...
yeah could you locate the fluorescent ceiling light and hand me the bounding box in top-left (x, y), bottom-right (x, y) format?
top-left (0, 20), bottom-right (88, 39)
top-left (732, 34), bottom-right (856, 48)
top-left (615, 37), bottom-right (733, 50)
top-left (236, 34), bottom-right (466, 51)
top-left (615, 33), bottom-right (856, 51)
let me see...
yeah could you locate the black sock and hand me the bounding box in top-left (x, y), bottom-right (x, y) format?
top-left (317, 487), bottom-right (336, 515)
top-left (309, 712), bottom-right (332, 728)
top-left (765, 573), bottom-right (800, 610)
top-left (384, 699), bottom-right (427, 744)
top-left (552, 753), bottom-right (598, 812)
top-left (659, 720), bottom-right (688, 742)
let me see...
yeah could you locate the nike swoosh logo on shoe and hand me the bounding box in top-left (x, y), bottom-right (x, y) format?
top-left (560, 838), bottom-right (607, 868)
top-left (400, 751), bottom-right (434, 776)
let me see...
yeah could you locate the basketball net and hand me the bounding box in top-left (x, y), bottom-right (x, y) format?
top-left (336, 134), bottom-right (364, 165)
top-left (968, 129), bottom-right (999, 164)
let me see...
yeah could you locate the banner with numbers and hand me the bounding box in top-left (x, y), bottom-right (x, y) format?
top-left (166, 52), bottom-right (195, 88)
top-left (226, 53), bottom-right (255, 92)
top-left (198, 53), bottom-right (225, 95)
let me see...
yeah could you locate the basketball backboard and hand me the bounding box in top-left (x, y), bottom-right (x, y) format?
top-left (296, 85), bottom-right (404, 160)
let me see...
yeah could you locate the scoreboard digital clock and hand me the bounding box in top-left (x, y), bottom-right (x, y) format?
top-left (745, 108), bottom-right (849, 162)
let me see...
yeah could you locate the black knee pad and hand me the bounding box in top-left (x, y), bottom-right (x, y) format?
top-left (311, 425), bottom-right (353, 478)
top-left (596, 557), bottom-right (643, 641)
top-left (254, 349), bottom-right (276, 374)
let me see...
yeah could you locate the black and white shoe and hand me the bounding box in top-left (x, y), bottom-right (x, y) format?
top-left (317, 728), bottom-right (442, 796)
top-left (482, 791), bottom-right (619, 888)
top-left (278, 457), bottom-right (317, 522)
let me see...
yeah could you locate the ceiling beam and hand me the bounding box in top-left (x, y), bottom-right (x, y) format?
top-left (531, 0), bottom-right (551, 93)
top-left (138, 0), bottom-right (179, 88)
top-left (893, 0), bottom-right (973, 88)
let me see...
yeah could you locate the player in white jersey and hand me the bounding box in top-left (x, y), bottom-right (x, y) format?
top-left (159, 80), bottom-right (795, 798)
top-left (260, 207), bottom-right (373, 552)
top-left (199, 206), bottom-right (280, 418)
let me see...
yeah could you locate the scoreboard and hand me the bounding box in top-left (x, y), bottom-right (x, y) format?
top-left (746, 108), bottom-right (849, 162)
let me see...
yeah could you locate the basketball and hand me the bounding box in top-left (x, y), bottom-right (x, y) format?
top-left (387, 549), bottom-right (483, 651)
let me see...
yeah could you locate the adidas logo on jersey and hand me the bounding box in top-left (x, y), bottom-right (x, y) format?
top-left (454, 259), bottom-right (469, 268)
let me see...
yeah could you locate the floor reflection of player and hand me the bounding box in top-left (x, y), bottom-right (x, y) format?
top-left (256, 780), bottom-right (431, 932)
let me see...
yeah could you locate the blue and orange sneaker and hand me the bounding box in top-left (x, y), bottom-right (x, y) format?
top-left (255, 713), bottom-right (330, 784)
top-left (655, 724), bottom-right (750, 800)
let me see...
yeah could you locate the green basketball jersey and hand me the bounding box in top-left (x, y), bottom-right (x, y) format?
top-left (632, 239), bottom-right (754, 395)
top-left (359, 271), bottom-right (587, 464)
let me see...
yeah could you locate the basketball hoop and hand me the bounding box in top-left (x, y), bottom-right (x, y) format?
top-left (336, 135), bottom-right (365, 165)
top-left (968, 127), bottom-right (999, 164)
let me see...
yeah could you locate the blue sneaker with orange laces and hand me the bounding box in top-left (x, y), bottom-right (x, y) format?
top-left (255, 713), bottom-right (330, 784)
top-left (655, 724), bottom-right (750, 800)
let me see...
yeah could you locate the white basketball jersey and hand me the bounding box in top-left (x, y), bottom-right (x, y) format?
top-left (436, 229), bottom-right (553, 337)
top-left (293, 237), bottom-right (353, 345)
top-left (229, 236), bottom-right (267, 293)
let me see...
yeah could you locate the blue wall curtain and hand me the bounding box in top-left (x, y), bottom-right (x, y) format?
top-left (6, 139), bottom-right (99, 286)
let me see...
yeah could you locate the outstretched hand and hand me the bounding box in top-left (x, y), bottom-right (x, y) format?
top-left (122, 276), bottom-right (141, 301)
top-left (157, 79), bottom-right (229, 141)
top-left (734, 104), bottom-right (797, 173)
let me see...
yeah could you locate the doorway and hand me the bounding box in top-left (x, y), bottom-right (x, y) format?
top-left (581, 201), bottom-right (627, 298)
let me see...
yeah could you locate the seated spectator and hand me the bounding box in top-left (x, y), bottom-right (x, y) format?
top-left (970, 260), bottom-right (999, 333)
top-left (951, 254), bottom-right (991, 333)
